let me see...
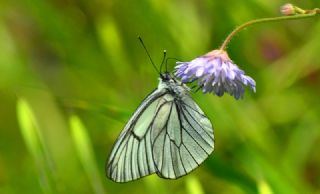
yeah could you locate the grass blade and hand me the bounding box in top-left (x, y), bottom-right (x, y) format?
top-left (69, 115), bottom-right (106, 194)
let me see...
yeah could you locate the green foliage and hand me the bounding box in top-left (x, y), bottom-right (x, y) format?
top-left (0, 0), bottom-right (319, 193)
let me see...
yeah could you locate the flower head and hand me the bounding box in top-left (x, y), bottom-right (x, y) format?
top-left (175, 49), bottom-right (256, 99)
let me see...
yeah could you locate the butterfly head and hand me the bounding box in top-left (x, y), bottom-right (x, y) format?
top-left (158, 72), bottom-right (190, 98)
top-left (159, 72), bottom-right (172, 81)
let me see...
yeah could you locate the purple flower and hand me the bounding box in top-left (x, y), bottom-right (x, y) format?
top-left (175, 50), bottom-right (256, 99)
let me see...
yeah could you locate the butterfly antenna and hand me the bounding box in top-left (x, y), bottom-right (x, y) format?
top-left (138, 36), bottom-right (160, 75)
top-left (159, 50), bottom-right (167, 73)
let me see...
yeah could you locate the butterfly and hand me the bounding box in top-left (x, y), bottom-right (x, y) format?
top-left (106, 72), bottom-right (214, 182)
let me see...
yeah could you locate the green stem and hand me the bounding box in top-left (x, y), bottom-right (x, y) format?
top-left (220, 11), bottom-right (319, 50)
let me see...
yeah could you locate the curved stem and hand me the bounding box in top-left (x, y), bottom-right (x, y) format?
top-left (220, 11), bottom-right (319, 50)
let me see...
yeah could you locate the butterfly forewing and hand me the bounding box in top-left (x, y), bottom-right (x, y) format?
top-left (106, 89), bottom-right (166, 182)
top-left (106, 76), bottom-right (214, 182)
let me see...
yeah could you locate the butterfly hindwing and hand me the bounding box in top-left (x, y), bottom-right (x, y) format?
top-left (152, 95), bottom-right (214, 179)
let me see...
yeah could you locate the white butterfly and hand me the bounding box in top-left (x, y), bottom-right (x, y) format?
top-left (106, 73), bottom-right (214, 182)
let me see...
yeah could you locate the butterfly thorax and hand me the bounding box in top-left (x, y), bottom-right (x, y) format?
top-left (158, 73), bottom-right (190, 99)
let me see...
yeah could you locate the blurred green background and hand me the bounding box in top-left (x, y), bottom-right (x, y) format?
top-left (1, 0), bottom-right (320, 193)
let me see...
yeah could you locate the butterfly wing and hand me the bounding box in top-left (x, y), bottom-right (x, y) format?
top-left (106, 83), bottom-right (214, 182)
top-left (152, 95), bottom-right (214, 179)
top-left (106, 87), bottom-right (169, 182)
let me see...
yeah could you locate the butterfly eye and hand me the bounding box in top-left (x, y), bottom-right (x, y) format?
top-left (161, 73), bottom-right (170, 81)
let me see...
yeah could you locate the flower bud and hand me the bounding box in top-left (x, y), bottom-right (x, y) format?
top-left (280, 3), bottom-right (295, 15)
